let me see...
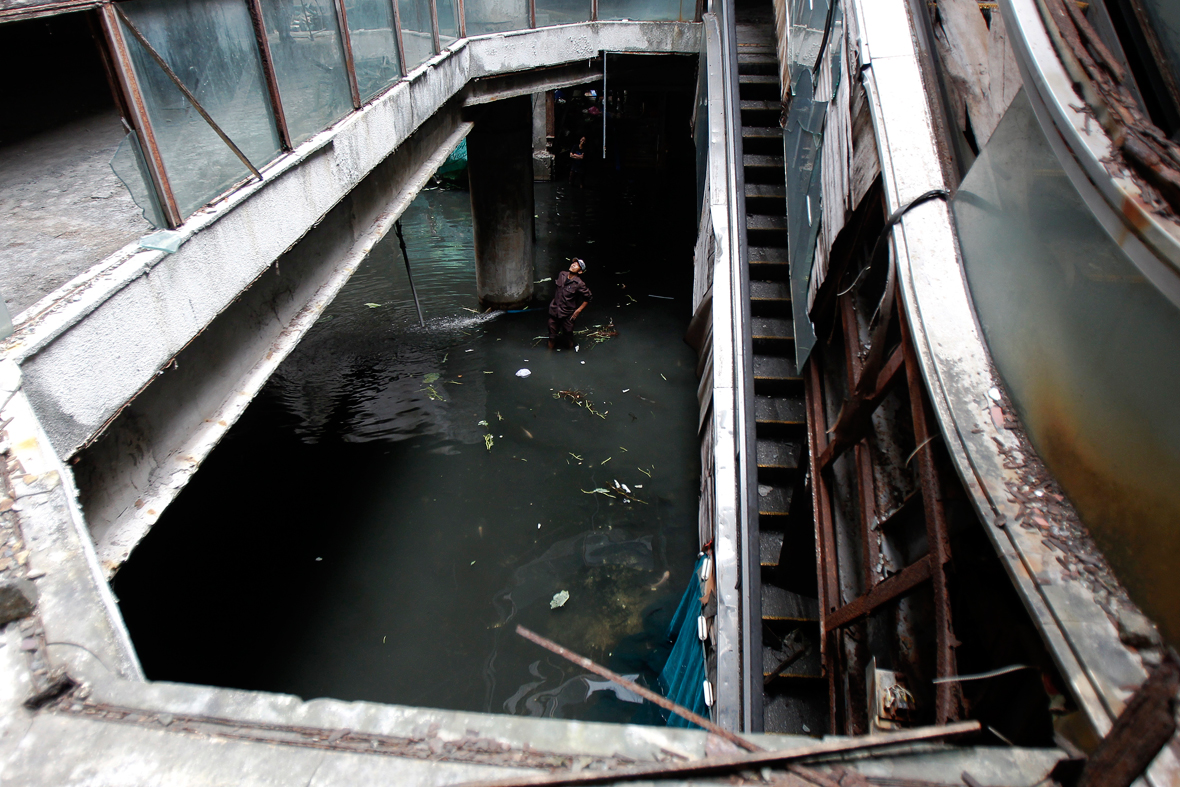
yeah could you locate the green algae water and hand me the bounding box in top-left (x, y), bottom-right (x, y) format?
top-left (113, 174), bottom-right (701, 724)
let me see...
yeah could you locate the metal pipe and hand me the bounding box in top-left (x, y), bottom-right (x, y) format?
top-left (456, 0), bottom-right (466, 37)
top-left (528, 0), bottom-right (536, 28)
top-left (99, 3), bottom-right (182, 227)
top-left (112, 4), bottom-right (263, 181)
top-left (516, 625), bottom-right (763, 752)
top-left (245, 0), bottom-right (293, 150)
top-left (394, 220), bottom-right (425, 327)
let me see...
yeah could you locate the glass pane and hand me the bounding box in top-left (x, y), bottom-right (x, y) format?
top-left (397, 0), bottom-right (436, 70)
top-left (463, 0), bottom-right (528, 35)
top-left (436, 0), bottom-right (460, 43)
top-left (535, 0), bottom-right (590, 26)
top-left (953, 88), bottom-right (1180, 645)
top-left (344, 0), bottom-right (402, 100)
top-left (257, 0), bottom-right (355, 145)
top-left (110, 130), bottom-right (166, 229)
top-left (120, 0), bottom-right (282, 218)
top-left (597, 0), bottom-right (689, 22)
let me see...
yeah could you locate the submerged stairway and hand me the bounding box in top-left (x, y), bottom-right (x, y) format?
top-left (735, 3), bottom-right (826, 734)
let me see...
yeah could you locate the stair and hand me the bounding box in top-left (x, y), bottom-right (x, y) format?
top-left (736, 1), bottom-right (825, 736)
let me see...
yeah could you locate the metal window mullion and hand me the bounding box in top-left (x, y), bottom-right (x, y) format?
top-left (99, 2), bottom-right (182, 228)
top-left (590, 0), bottom-right (597, 22)
top-left (332, 0), bottom-right (363, 107)
top-left (456, 0), bottom-right (465, 37)
top-left (428, 0), bottom-right (441, 54)
top-left (389, 0), bottom-right (409, 74)
top-left (528, 0), bottom-right (536, 27)
top-left (245, 0), bottom-right (292, 150)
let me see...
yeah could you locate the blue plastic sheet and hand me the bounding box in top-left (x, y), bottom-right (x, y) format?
top-left (658, 554), bottom-right (708, 728)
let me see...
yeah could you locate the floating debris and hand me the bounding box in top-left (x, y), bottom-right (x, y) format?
top-left (569, 452), bottom-right (583, 461)
top-left (365, 302), bottom-right (383, 308)
top-left (574, 319), bottom-right (619, 345)
top-left (550, 590), bottom-right (570, 609)
top-left (423, 385), bottom-right (443, 401)
top-left (496, 411), bottom-right (504, 421)
top-left (423, 373), bottom-right (440, 383)
top-left (516, 369), bottom-right (532, 378)
top-left (484, 434), bottom-right (494, 450)
top-left (554, 389), bottom-right (607, 419)
top-left (582, 487), bottom-right (617, 498)
top-left (610, 479), bottom-right (647, 505)
top-left (477, 420), bottom-right (489, 427)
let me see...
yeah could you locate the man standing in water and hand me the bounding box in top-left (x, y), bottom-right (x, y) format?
top-left (548, 259), bottom-right (592, 350)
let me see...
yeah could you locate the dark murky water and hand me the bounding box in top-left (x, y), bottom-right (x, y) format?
top-left (114, 173), bottom-right (700, 725)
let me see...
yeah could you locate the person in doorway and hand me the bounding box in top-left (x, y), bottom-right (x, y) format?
top-left (548, 259), bottom-right (592, 350)
top-left (569, 136), bottom-right (586, 187)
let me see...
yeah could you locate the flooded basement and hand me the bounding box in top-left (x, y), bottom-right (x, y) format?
top-left (112, 170), bottom-right (701, 726)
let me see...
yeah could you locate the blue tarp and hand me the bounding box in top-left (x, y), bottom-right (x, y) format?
top-left (658, 555), bottom-right (709, 728)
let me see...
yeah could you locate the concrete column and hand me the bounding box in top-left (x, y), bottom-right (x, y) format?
top-left (532, 92), bottom-right (554, 181)
top-left (467, 95), bottom-right (535, 310)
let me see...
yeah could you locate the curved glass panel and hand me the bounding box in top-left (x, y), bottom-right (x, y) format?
top-left (464, 0), bottom-right (528, 35)
top-left (119, 0), bottom-right (281, 217)
top-left (257, 0), bottom-right (354, 145)
top-left (953, 89), bottom-right (1180, 646)
top-left (397, 0), bottom-right (436, 70)
top-left (344, 0), bottom-right (403, 100)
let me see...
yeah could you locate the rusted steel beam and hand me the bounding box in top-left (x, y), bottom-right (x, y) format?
top-left (839, 295), bottom-right (881, 594)
top-left (818, 343), bottom-right (904, 471)
top-left (332, 0), bottom-right (363, 107)
top-left (245, 0), bottom-right (292, 150)
top-left (824, 555), bottom-right (932, 632)
top-left (897, 298), bottom-right (961, 724)
top-left (389, 0), bottom-right (409, 76)
top-left (0, 0), bottom-right (100, 22)
top-left (804, 360), bottom-right (840, 733)
top-left (1077, 651), bottom-right (1179, 787)
top-left (98, 2), bottom-right (182, 228)
top-left (428, 0), bottom-right (442, 54)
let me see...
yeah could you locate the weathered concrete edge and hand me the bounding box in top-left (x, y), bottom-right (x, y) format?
top-left (851, 0), bottom-right (1173, 772)
top-left (0, 371), bottom-right (142, 681)
top-left (3, 21), bottom-right (700, 460)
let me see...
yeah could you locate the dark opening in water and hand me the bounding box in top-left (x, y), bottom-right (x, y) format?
top-left (113, 150), bottom-right (702, 725)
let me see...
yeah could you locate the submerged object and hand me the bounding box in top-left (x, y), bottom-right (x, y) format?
top-left (550, 590), bottom-right (570, 609)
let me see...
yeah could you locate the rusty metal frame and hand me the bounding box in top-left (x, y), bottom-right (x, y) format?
top-left (590, 0), bottom-right (598, 22)
top-left (331, 0), bottom-right (363, 107)
top-left (456, 0), bottom-right (466, 36)
top-left (804, 360), bottom-right (840, 732)
top-left (805, 277), bottom-right (963, 731)
top-left (389, 0), bottom-right (409, 75)
top-left (244, 0), bottom-right (292, 150)
top-left (897, 294), bottom-right (962, 724)
top-left (98, 2), bottom-right (182, 228)
top-left (528, 0), bottom-right (536, 27)
top-left (113, 3), bottom-right (263, 182)
top-left (428, 0), bottom-right (441, 54)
